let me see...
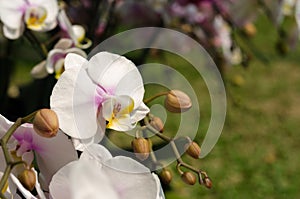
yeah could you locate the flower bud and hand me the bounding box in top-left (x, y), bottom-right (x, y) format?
top-left (33, 109), bottom-right (59, 138)
top-left (159, 169), bottom-right (172, 185)
top-left (164, 90), bottom-right (192, 113)
top-left (131, 138), bottom-right (150, 161)
top-left (18, 169), bottom-right (36, 191)
top-left (242, 22), bottom-right (256, 37)
top-left (150, 117), bottom-right (164, 132)
top-left (181, 172), bottom-right (196, 185)
top-left (184, 141), bottom-right (201, 159)
top-left (203, 177), bottom-right (212, 189)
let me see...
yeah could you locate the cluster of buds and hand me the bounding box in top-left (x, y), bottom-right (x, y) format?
top-left (131, 89), bottom-right (212, 189)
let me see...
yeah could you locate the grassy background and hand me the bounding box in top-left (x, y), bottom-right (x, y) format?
top-left (7, 15), bottom-right (300, 199)
top-left (161, 16), bottom-right (300, 199)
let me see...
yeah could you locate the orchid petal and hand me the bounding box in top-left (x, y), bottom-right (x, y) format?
top-left (28, 0), bottom-right (58, 26)
top-left (33, 168), bottom-right (47, 199)
top-left (103, 157), bottom-right (158, 199)
top-left (34, 131), bottom-right (78, 188)
top-left (21, 151), bottom-right (34, 166)
top-left (71, 124), bottom-right (105, 151)
top-left (49, 161), bottom-right (76, 199)
top-left (87, 52), bottom-right (138, 92)
top-left (130, 102), bottom-right (150, 123)
top-left (65, 48), bottom-right (87, 58)
top-left (70, 160), bottom-right (119, 199)
top-left (102, 96), bottom-right (135, 131)
top-left (3, 24), bottom-right (24, 40)
top-left (0, 114), bottom-right (13, 135)
top-left (153, 174), bottom-right (166, 199)
top-left (53, 38), bottom-right (73, 50)
top-left (114, 65), bottom-right (145, 109)
top-left (80, 144), bottom-right (113, 164)
top-left (72, 25), bottom-right (85, 43)
top-left (46, 49), bottom-right (64, 74)
top-left (0, 0), bottom-right (24, 29)
top-left (31, 60), bottom-right (48, 79)
top-left (50, 66), bottom-right (99, 139)
top-left (64, 53), bottom-right (87, 70)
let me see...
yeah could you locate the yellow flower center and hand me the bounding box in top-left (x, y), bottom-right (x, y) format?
top-left (25, 6), bottom-right (47, 30)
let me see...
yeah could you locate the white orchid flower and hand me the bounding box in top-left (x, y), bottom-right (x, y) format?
top-left (0, 0), bottom-right (58, 39)
top-left (213, 16), bottom-right (242, 65)
top-left (57, 8), bottom-right (92, 49)
top-left (50, 52), bottom-right (149, 150)
top-left (49, 144), bottom-right (165, 199)
top-left (0, 114), bottom-right (78, 190)
top-left (31, 38), bottom-right (87, 79)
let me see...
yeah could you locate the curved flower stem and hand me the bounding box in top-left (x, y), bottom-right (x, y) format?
top-left (0, 111), bottom-right (37, 198)
top-left (143, 92), bottom-right (169, 104)
top-left (24, 30), bottom-right (48, 59)
top-left (144, 116), bottom-right (209, 186)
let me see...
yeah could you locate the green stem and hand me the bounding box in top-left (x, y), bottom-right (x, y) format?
top-left (143, 92), bottom-right (169, 104)
top-left (0, 111), bottom-right (37, 198)
top-left (24, 30), bottom-right (48, 59)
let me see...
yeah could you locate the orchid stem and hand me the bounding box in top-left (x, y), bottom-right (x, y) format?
top-left (0, 111), bottom-right (37, 198)
top-left (144, 117), bottom-right (208, 186)
top-left (143, 92), bottom-right (169, 104)
top-left (24, 30), bottom-right (48, 59)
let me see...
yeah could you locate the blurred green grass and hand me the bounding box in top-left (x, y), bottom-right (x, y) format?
top-left (161, 16), bottom-right (300, 199)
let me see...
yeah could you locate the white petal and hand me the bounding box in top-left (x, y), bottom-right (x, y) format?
top-left (50, 65), bottom-right (100, 139)
top-left (0, 114), bottom-right (13, 136)
top-left (28, 0), bottom-right (58, 24)
top-left (65, 48), bottom-right (87, 58)
top-left (54, 38), bottom-right (73, 50)
top-left (34, 131), bottom-right (78, 188)
top-left (33, 169), bottom-right (47, 199)
top-left (49, 161), bottom-right (77, 199)
top-left (57, 9), bottom-right (77, 42)
top-left (153, 173), bottom-right (166, 199)
top-left (71, 123), bottom-right (105, 151)
top-left (3, 24), bottom-right (24, 40)
top-left (64, 53), bottom-right (87, 70)
top-left (0, 1), bottom-right (24, 29)
top-left (70, 160), bottom-right (119, 199)
top-left (21, 151), bottom-right (34, 166)
top-left (114, 66), bottom-right (145, 109)
top-left (102, 96), bottom-right (135, 131)
top-left (130, 102), bottom-right (150, 124)
top-left (103, 157), bottom-right (158, 199)
top-left (87, 52), bottom-right (138, 92)
top-left (46, 48), bottom-right (64, 73)
top-left (104, 156), bottom-right (150, 173)
top-left (72, 25), bottom-right (85, 42)
top-left (31, 60), bottom-right (48, 79)
top-left (80, 144), bottom-right (113, 164)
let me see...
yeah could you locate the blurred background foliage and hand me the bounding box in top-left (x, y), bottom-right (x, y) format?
top-left (1, 0), bottom-right (300, 198)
